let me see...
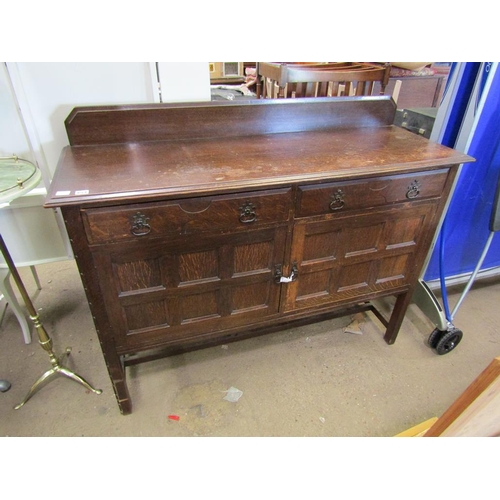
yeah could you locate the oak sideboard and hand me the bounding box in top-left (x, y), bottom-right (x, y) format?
top-left (45, 97), bottom-right (474, 414)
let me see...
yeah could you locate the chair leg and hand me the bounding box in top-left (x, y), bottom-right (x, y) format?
top-left (392, 80), bottom-right (402, 105)
top-left (30, 265), bottom-right (42, 290)
top-left (0, 269), bottom-right (32, 344)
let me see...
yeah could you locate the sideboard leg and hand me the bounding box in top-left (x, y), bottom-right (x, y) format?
top-left (384, 291), bottom-right (413, 345)
top-left (113, 376), bottom-right (132, 415)
top-left (104, 346), bottom-right (132, 415)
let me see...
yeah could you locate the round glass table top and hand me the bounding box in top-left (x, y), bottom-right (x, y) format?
top-left (0, 156), bottom-right (42, 204)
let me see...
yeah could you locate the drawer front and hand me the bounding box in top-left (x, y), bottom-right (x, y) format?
top-left (295, 170), bottom-right (449, 218)
top-left (82, 188), bottom-right (292, 244)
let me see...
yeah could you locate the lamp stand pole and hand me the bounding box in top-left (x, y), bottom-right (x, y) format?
top-left (0, 233), bottom-right (102, 409)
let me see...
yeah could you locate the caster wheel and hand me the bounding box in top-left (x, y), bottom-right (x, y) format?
top-left (435, 328), bottom-right (463, 355)
top-left (428, 328), bottom-right (445, 348)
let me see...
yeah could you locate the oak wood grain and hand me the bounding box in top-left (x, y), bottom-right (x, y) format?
top-left (46, 125), bottom-right (471, 208)
top-left (48, 98), bottom-right (475, 414)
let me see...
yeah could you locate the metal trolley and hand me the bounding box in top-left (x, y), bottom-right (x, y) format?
top-left (415, 173), bottom-right (500, 355)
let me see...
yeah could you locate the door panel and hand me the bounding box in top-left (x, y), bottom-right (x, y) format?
top-left (93, 227), bottom-right (287, 350)
top-left (284, 204), bottom-right (436, 311)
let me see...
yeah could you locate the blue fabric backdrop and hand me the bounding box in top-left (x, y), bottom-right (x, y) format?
top-left (424, 64), bottom-right (500, 281)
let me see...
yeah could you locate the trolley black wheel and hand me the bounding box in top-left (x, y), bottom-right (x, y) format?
top-left (435, 328), bottom-right (463, 355)
top-left (428, 328), bottom-right (445, 348)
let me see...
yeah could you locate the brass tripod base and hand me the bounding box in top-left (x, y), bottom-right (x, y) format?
top-left (0, 234), bottom-right (102, 411)
top-left (14, 348), bottom-right (102, 410)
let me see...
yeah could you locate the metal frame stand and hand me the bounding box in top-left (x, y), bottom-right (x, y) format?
top-left (413, 178), bottom-right (500, 355)
top-left (0, 233), bottom-right (102, 409)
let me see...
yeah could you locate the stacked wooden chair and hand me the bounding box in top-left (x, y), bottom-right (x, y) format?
top-left (256, 62), bottom-right (391, 99)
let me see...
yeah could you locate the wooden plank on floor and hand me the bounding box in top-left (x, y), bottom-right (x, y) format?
top-left (395, 417), bottom-right (438, 437)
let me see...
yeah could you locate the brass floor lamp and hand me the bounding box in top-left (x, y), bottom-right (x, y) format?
top-left (0, 155), bottom-right (102, 408)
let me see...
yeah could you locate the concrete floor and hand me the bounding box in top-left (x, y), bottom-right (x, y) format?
top-left (1, 259), bottom-right (500, 437)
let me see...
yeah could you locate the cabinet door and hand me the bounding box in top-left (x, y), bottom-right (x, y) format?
top-left (92, 226), bottom-right (287, 352)
top-left (283, 203), bottom-right (437, 311)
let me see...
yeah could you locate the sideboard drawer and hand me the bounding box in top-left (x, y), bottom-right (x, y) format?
top-left (82, 188), bottom-right (292, 244)
top-left (295, 169), bottom-right (449, 218)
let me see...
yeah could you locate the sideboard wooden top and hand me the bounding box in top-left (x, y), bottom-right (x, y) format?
top-left (46, 98), bottom-right (474, 207)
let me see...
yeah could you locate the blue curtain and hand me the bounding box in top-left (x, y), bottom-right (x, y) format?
top-left (424, 64), bottom-right (500, 281)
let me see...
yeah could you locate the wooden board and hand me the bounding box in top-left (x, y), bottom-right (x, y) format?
top-left (395, 417), bottom-right (438, 437)
top-left (424, 357), bottom-right (500, 437)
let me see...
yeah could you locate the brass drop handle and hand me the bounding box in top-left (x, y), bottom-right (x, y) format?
top-left (239, 201), bottom-right (257, 224)
top-left (329, 189), bottom-right (345, 211)
top-left (131, 212), bottom-right (151, 236)
top-left (406, 180), bottom-right (421, 199)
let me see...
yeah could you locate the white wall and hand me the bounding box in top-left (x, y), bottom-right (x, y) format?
top-left (1, 62), bottom-right (211, 266)
top-left (157, 62), bottom-right (211, 103)
top-left (0, 65), bottom-right (33, 163)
